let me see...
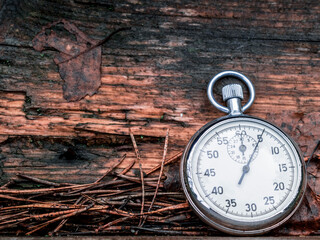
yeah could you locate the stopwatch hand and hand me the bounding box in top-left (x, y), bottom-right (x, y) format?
top-left (240, 133), bottom-right (245, 156)
top-left (238, 165), bottom-right (249, 185)
top-left (238, 129), bottom-right (265, 185)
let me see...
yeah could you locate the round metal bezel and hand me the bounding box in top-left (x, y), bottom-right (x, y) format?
top-left (180, 115), bottom-right (307, 236)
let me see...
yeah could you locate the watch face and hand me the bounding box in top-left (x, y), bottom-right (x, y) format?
top-left (181, 116), bottom-right (306, 235)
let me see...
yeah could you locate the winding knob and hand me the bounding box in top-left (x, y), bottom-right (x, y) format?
top-left (222, 84), bottom-right (244, 102)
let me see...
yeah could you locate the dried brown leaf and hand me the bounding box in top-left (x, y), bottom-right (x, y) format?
top-left (32, 19), bottom-right (101, 102)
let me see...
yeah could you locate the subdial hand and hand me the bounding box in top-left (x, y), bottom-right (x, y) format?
top-left (238, 129), bottom-right (265, 185)
top-left (239, 133), bottom-right (246, 156)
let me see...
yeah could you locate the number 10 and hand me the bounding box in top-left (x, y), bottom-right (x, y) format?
top-left (271, 146), bottom-right (279, 155)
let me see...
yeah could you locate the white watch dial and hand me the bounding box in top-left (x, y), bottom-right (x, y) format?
top-left (184, 117), bottom-right (305, 230)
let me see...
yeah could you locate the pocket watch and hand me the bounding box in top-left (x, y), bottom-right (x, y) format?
top-left (180, 71), bottom-right (306, 235)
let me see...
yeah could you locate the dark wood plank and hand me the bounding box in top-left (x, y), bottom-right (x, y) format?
top-left (1, 237), bottom-right (320, 240)
top-left (1, 0), bottom-right (320, 184)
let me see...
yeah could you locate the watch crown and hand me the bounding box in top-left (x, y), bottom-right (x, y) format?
top-left (222, 84), bottom-right (243, 102)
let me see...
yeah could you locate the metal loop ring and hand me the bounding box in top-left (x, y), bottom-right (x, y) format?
top-left (207, 71), bottom-right (255, 113)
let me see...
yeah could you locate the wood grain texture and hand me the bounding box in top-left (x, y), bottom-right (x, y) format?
top-left (1, 0), bottom-right (320, 184)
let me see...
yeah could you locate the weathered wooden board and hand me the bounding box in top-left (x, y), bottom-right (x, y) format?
top-left (1, 0), bottom-right (320, 184)
top-left (2, 237), bottom-right (320, 240)
top-left (1, 237), bottom-right (320, 240)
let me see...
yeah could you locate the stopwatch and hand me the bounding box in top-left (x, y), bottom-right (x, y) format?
top-left (180, 71), bottom-right (306, 236)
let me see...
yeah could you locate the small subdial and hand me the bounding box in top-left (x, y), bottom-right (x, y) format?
top-left (227, 133), bottom-right (258, 164)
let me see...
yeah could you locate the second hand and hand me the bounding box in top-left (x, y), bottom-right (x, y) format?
top-left (238, 128), bottom-right (265, 185)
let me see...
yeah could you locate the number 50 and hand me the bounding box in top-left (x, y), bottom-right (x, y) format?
top-left (207, 150), bottom-right (219, 159)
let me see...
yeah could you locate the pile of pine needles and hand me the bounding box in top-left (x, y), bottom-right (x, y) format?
top-left (0, 130), bottom-right (218, 236)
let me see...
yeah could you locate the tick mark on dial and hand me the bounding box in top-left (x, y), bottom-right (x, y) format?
top-left (226, 208), bottom-right (229, 214)
top-left (286, 188), bottom-right (292, 192)
top-left (272, 205), bottom-right (277, 211)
